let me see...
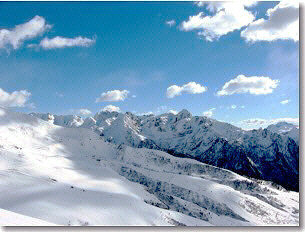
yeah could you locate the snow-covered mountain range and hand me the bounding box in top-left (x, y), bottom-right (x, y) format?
top-left (266, 122), bottom-right (299, 144)
top-left (0, 108), bottom-right (299, 225)
top-left (30, 109), bottom-right (299, 192)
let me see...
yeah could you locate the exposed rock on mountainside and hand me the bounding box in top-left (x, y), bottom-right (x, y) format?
top-left (0, 108), bottom-right (299, 225)
top-left (267, 122), bottom-right (299, 144)
top-left (30, 110), bottom-right (299, 191)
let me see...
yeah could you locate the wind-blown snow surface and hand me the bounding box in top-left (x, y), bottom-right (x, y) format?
top-left (31, 110), bottom-right (299, 191)
top-left (1, 108), bottom-right (299, 226)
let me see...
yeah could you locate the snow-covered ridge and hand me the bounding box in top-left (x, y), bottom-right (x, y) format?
top-left (267, 122), bottom-right (299, 143)
top-left (30, 110), bottom-right (299, 191)
top-left (0, 108), bottom-right (299, 225)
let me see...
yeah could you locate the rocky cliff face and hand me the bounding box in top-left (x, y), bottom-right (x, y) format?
top-left (30, 110), bottom-right (299, 191)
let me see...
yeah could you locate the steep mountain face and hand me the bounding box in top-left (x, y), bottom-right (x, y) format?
top-left (30, 110), bottom-right (299, 191)
top-left (267, 122), bottom-right (299, 144)
top-left (0, 108), bottom-right (299, 225)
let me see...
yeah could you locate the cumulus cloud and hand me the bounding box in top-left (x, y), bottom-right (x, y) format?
top-left (0, 88), bottom-right (31, 107)
top-left (167, 82), bottom-right (207, 98)
top-left (96, 90), bottom-right (129, 102)
top-left (39, 36), bottom-right (95, 49)
top-left (0, 16), bottom-right (51, 50)
top-left (203, 108), bottom-right (216, 117)
top-left (242, 118), bottom-right (267, 126)
top-left (217, 75), bottom-right (279, 96)
top-left (280, 99), bottom-right (290, 105)
top-left (70, 108), bottom-right (92, 116)
top-left (181, 2), bottom-right (256, 41)
top-left (102, 105), bottom-right (121, 113)
top-left (78, 109), bottom-right (92, 115)
top-left (241, 1), bottom-right (299, 42)
top-left (168, 110), bottom-right (178, 115)
top-left (165, 20), bottom-right (176, 27)
top-left (240, 117), bottom-right (299, 129)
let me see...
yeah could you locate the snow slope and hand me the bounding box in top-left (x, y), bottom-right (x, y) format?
top-left (1, 108), bottom-right (299, 226)
top-left (0, 209), bottom-right (56, 226)
top-left (31, 110), bottom-right (299, 191)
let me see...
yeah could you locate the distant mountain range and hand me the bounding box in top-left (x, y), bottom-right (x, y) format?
top-left (0, 107), bottom-right (299, 225)
top-left (30, 110), bottom-right (299, 191)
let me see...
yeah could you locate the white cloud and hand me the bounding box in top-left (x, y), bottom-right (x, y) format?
top-left (0, 16), bottom-right (51, 50)
top-left (280, 99), bottom-right (290, 105)
top-left (138, 111), bottom-right (154, 116)
top-left (241, 118), bottom-right (267, 126)
top-left (231, 104), bottom-right (237, 109)
top-left (168, 110), bottom-right (178, 115)
top-left (217, 75), bottom-right (279, 96)
top-left (39, 36), bottom-right (95, 49)
top-left (96, 90), bottom-right (129, 102)
top-left (195, 1), bottom-right (257, 9)
top-left (270, 118), bottom-right (299, 125)
top-left (239, 117), bottom-right (299, 130)
top-left (194, 1), bottom-right (205, 7)
top-left (0, 88), bottom-right (31, 107)
top-left (102, 105), bottom-right (120, 113)
top-left (78, 109), bottom-right (92, 115)
top-left (203, 108), bottom-right (216, 117)
top-left (241, 1), bottom-right (299, 42)
top-left (181, 2), bottom-right (255, 41)
top-left (165, 20), bottom-right (176, 27)
top-left (167, 82), bottom-right (207, 98)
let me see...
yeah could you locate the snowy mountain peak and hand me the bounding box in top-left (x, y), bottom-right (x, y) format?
top-left (266, 121), bottom-right (299, 143)
top-left (29, 113), bottom-right (84, 128)
top-left (30, 109), bottom-right (299, 191)
top-left (177, 109), bottom-right (192, 119)
top-left (0, 107), bottom-right (299, 226)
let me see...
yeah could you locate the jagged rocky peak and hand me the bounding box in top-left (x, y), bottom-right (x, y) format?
top-left (267, 121), bottom-right (298, 132)
top-left (29, 112), bottom-right (83, 127)
top-left (266, 121), bottom-right (299, 144)
top-left (125, 111), bottom-right (138, 121)
top-left (82, 117), bottom-right (97, 127)
top-left (30, 112), bottom-right (54, 122)
top-left (93, 110), bottom-right (119, 123)
top-left (53, 115), bottom-right (84, 127)
top-left (29, 109), bottom-right (299, 191)
top-left (1, 107), bottom-right (299, 226)
top-left (177, 109), bottom-right (192, 120)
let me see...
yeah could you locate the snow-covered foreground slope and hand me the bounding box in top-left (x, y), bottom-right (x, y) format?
top-left (31, 110), bottom-right (299, 191)
top-left (0, 208), bottom-right (57, 226)
top-left (1, 108), bottom-right (299, 226)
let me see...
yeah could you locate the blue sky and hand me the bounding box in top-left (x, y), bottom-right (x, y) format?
top-left (0, 1), bottom-right (299, 129)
